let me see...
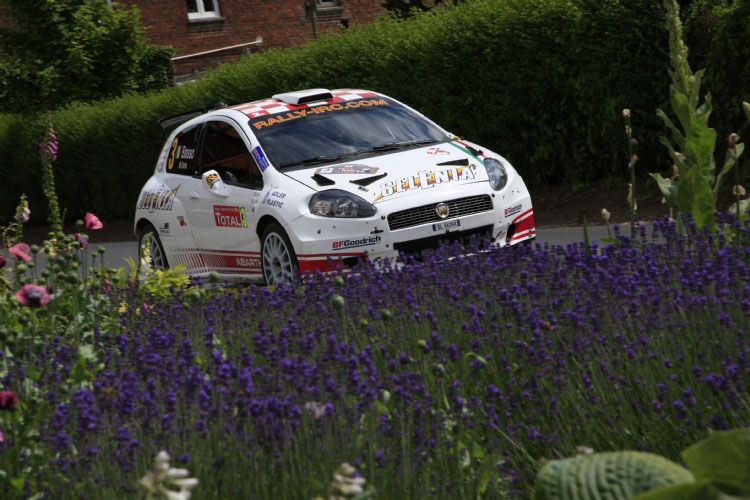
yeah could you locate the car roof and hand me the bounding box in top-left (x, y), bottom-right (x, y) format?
top-left (229, 88), bottom-right (382, 118)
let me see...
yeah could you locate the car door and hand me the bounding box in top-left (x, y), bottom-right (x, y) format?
top-left (184, 117), bottom-right (264, 277)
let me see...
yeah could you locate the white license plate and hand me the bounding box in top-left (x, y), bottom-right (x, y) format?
top-left (432, 219), bottom-right (461, 232)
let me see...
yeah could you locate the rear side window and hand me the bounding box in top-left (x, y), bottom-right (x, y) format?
top-left (167, 124), bottom-right (201, 176)
top-left (200, 120), bottom-right (263, 189)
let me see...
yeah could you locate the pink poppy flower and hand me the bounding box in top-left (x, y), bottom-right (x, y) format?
top-left (84, 212), bottom-right (103, 230)
top-left (15, 284), bottom-right (50, 307)
top-left (0, 390), bottom-right (18, 410)
top-left (73, 233), bottom-right (89, 249)
top-left (9, 243), bottom-right (31, 262)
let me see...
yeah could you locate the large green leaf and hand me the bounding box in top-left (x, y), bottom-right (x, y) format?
top-left (630, 480), bottom-right (720, 500)
top-left (533, 451), bottom-right (694, 500)
top-left (684, 115), bottom-right (717, 178)
top-left (676, 166), bottom-right (715, 230)
top-left (682, 428), bottom-right (750, 496)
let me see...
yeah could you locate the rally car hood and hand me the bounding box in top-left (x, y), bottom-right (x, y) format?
top-left (280, 144), bottom-right (488, 204)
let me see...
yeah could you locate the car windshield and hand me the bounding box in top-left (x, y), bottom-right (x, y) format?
top-left (248, 97), bottom-right (450, 169)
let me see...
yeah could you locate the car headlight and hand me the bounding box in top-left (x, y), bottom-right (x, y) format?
top-left (309, 189), bottom-right (377, 218)
top-left (484, 158), bottom-right (508, 191)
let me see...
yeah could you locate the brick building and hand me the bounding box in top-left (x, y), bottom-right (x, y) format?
top-left (112, 0), bottom-right (385, 78)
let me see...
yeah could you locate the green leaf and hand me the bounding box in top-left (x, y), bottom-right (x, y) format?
top-left (532, 451), bottom-right (694, 500)
top-left (630, 480), bottom-right (720, 500)
top-left (10, 475), bottom-right (26, 492)
top-left (670, 87), bottom-right (692, 132)
top-left (676, 167), bottom-right (715, 230)
top-left (70, 356), bottom-right (95, 383)
top-left (684, 115), bottom-right (716, 178)
top-left (656, 108), bottom-right (686, 151)
top-left (681, 428), bottom-right (750, 496)
top-left (650, 173), bottom-right (679, 212)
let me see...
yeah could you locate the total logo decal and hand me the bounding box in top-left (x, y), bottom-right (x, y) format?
top-left (332, 235), bottom-right (381, 250)
top-left (373, 167), bottom-right (476, 202)
top-left (504, 203), bottom-right (522, 217)
top-left (137, 185), bottom-right (181, 213)
top-left (213, 205), bottom-right (248, 228)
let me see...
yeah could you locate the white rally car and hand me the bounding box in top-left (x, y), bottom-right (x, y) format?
top-left (134, 88), bottom-right (535, 285)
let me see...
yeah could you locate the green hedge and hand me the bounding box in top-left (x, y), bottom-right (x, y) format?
top-left (0, 0), bottom-right (744, 223)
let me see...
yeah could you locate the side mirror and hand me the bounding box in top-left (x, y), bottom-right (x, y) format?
top-left (202, 169), bottom-right (229, 197)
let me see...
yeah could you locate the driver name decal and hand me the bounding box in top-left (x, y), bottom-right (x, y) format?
top-left (214, 206), bottom-right (248, 228)
top-left (373, 167), bottom-right (476, 202)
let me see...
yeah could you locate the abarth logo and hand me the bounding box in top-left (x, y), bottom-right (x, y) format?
top-left (435, 203), bottom-right (449, 219)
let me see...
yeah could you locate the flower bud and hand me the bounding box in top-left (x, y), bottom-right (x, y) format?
top-left (733, 185), bottom-right (746, 197)
top-left (601, 208), bottom-right (611, 222)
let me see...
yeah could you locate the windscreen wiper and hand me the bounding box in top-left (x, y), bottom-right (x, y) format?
top-left (355, 140), bottom-right (440, 155)
top-left (278, 156), bottom-right (342, 168)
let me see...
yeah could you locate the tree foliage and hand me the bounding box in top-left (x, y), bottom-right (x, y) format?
top-left (381, 0), bottom-right (465, 18)
top-left (0, 0), bottom-right (174, 113)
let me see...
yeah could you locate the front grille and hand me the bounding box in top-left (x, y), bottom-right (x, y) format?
top-left (387, 195), bottom-right (493, 231)
top-left (393, 225), bottom-right (494, 256)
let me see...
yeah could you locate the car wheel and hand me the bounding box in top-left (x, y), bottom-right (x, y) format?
top-left (261, 223), bottom-right (299, 286)
top-left (138, 224), bottom-right (169, 271)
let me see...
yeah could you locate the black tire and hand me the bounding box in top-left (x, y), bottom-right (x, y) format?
top-left (261, 223), bottom-right (299, 286)
top-left (137, 224), bottom-right (169, 271)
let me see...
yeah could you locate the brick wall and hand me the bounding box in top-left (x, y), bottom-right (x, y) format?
top-left (119, 0), bottom-right (385, 77)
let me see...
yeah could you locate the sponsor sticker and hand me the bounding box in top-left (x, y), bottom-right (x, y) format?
top-left (177, 216), bottom-right (186, 227)
top-left (432, 219), bottom-right (460, 232)
top-left (214, 205), bottom-right (248, 228)
top-left (426, 147), bottom-right (450, 155)
top-left (332, 235), bottom-right (381, 250)
top-left (137, 185), bottom-right (181, 213)
top-left (251, 99), bottom-right (389, 130)
top-left (315, 164), bottom-right (379, 175)
top-left (504, 204), bottom-right (522, 217)
top-left (373, 167), bottom-right (476, 203)
top-left (206, 172), bottom-right (220, 188)
top-left (252, 146), bottom-right (270, 172)
top-left (159, 222), bottom-right (171, 236)
top-left (264, 190), bottom-right (286, 208)
top-left (235, 256), bottom-right (261, 268)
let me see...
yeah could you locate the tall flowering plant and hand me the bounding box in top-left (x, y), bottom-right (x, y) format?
top-left (39, 124), bottom-right (62, 234)
top-left (650, 0), bottom-right (747, 232)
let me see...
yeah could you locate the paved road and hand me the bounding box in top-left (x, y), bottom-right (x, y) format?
top-left (95, 224), bottom-right (621, 269)
top-left (12, 224), bottom-right (625, 274)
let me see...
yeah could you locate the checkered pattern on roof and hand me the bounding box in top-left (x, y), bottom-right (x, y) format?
top-left (233, 89), bottom-right (379, 118)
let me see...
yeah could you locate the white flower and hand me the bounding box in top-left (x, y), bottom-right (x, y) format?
top-left (139, 450), bottom-right (199, 500)
top-left (733, 185), bottom-right (746, 197)
top-left (601, 208), bottom-right (611, 223)
top-left (577, 445), bottom-right (594, 455)
top-left (622, 109), bottom-right (630, 119)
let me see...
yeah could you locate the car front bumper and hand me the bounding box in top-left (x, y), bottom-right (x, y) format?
top-left (284, 179), bottom-right (535, 275)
